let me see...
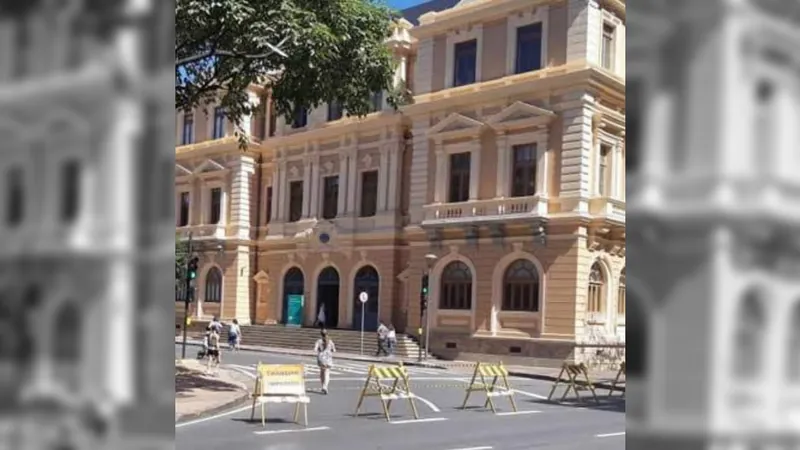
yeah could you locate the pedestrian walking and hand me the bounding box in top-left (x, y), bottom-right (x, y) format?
top-left (315, 303), bottom-right (327, 329)
top-left (209, 316), bottom-right (224, 334)
top-left (205, 326), bottom-right (222, 374)
top-left (228, 318), bottom-right (241, 351)
top-left (387, 325), bottom-right (397, 356)
top-left (197, 326), bottom-right (211, 359)
top-left (314, 329), bottom-right (336, 394)
top-left (375, 322), bottom-right (389, 357)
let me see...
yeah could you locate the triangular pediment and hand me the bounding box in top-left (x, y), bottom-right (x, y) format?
top-left (486, 102), bottom-right (555, 126)
top-left (427, 113), bottom-right (485, 137)
top-left (193, 158), bottom-right (227, 174)
top-left (175, 164), bottom-right (192, 176)
top-left (253, 270), bottom-right (270, 284)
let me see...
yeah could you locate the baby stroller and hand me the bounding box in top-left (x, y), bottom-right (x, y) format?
top-left (196, 330), bottom-right (210, 359)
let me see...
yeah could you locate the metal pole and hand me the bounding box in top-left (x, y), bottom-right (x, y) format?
top-left (424, 268), bottom-right (431, 359)
top-left (181, 232), bottom-right (193, 359)
top-left (360, 306), bottom-right (365, 355)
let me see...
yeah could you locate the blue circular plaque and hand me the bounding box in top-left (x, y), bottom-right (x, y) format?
top-left (319, 233), bottom-right (331, 244)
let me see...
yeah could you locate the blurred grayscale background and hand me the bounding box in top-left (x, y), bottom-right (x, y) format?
top-left (0, 0), bottom-right (175, 449)
top-left (627, 0), bottom-right (800, 449)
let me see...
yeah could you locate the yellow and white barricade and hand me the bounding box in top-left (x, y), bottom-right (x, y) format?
top-left (608, 361), bottom-right (625, 397)
top-left (250, 363), bottom-right (310, 427)
top-left (461, 362), bottom-right (518, 414)
top-left (354, 363), bottom-right (419, 422)
top-left (546, 361), bottom-right (599, 403)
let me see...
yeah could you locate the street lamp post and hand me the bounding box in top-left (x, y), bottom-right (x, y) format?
top-left (421, 253), bottom-right (437, 361)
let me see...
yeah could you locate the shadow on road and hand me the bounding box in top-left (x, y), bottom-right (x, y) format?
top-left (525, 397), bottom-right (625, 413)
top-left (230, 417), bottom-right (297, 426)
top-left (175, 369), bottom-right (239, 395)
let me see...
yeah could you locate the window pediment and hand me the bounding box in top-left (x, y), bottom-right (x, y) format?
top-left (193, 158), bottom-right (228, 175)
top-left (486, 101), bottom-right (555, 132)
top-left (427, 112), bottom-right (486, 142)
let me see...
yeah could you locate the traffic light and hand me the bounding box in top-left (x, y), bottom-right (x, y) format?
top-left (187, 257), bottom-right (199, 281)
top-left (420, 274), bottom-right (429, 311)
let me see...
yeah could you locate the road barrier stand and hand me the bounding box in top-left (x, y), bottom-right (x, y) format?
top-left (354, 363), bottom-right (419, 422)
top-left (250, 363), bottom-right (310, 427)
top-left (546, 362), bottom-right (599, 404)
top-left (460, 362), bottom-right (518, 414)
top-left (608, 361), bottom-right (625, 398)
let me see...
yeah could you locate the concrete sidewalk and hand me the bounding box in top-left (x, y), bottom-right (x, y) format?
top-left (175, 359), bottom-right (252, 424)
top-left (175, 338), bottom-right (625, 392)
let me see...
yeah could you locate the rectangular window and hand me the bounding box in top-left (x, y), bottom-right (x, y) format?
top-left (61, 160), bottom-right (81, 223)
top-left (213, 107), bottom-right (225, 139)
top-left (178, 192), bottom-right (190, 227)
top-left (291, 106), bottom-right (307, 129)
top-left (6, 167), bottom-right (23, 226)
top-left (209, 187), bottom-right (222, 224)
top-left (601, 23), bottom-right (615, 70)
top-left (516, 23), bottom-right (543, 74)
top-left (322, 176), bottom-right (339, 220)
top-left (182, 112), bottom-right (194, 145)
top-left (453, 40), bottom-right (477, 87)
top-left (360, 171), bottom-right (378, 217)
top-left (511, 144), bottom-right (537, 197)
top-left (265, 187), bottom-right (273, 223)
top-left (370, 91), bottom-right (383, 112)
top-left (598, 144), bottom-right (611, 196)
top-left (328, 101), bottom-right (343, 121)
top-left (288, 181), bottom-right (304, 222)
top-left (448, 153), bottom-right (471, 203)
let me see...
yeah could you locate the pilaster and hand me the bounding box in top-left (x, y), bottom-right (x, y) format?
top-left (347, 148), bottom-right (358, 216)
top-left (387, 144), bottom-right (401, 211)
top-left (230, 157), bottom-right (254, 239)
top-left (559, 98), bottom-right (595, 212)
top-left (408, 118), bottom-right (431, 223)
top-left (276, 159), bottom-right (287, 221)
top-left (308, 152), bottom-right (320, 218)
top-left (565, 0), bottom-right (602, 65)
top-left (414, 39), bottom-right (434, 94)
top-left (377, 145), bottom-right (390, 211)
top-left (338, 153), bottom-right (348, 214)
top-left (302, 156), bottom-right (312, 218)
top-left (434, 147), bottom-right (447, 203)
top-left (495, 132), bottom-right (509, 198)
top-left (468, 140), bottom-right (480, 200)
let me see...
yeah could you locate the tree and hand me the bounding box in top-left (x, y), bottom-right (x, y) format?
top-left (176, 0), bottom-right (408, 143)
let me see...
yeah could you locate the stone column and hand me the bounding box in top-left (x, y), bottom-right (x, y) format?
top-left (377, 145), bottom-right (389, 211)
top-left (387, 145), bottom-right (401, 210)
top-left (302, 157), bottom-right (312, 218)
top-left (338, 153), bottom-right (348, 214)
top-left (469, 140), bottom-right (480, 200)
top-left (276, 159), bottom-right (287, 221)
top-left (347, 148), bottom-right (358, 215)
top-left (495, 132), bottom-right (509, 198)
top-left (308, 154), bottom-right (320, 219)
top-left (611, 138), bottom-right (622, 199)
top-left (229, 158), bottom-right (254, 238)
top-left (270, 167), bottom-right (279, 221)
top-left (537, 134), bottom-right (549, 197)
top-left (434, 148), bottom-right (447, 203)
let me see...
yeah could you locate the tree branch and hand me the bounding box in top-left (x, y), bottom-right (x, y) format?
top-left (175, 37), bottom-right (289, 67)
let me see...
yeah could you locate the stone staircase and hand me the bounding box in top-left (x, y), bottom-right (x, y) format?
top-left (176, 321), bottom-right (428, 359)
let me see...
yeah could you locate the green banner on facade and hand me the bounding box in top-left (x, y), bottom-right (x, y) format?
top-left (286, 294), bottom-right (304, 327)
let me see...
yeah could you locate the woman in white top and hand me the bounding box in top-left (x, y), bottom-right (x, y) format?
top-left (314, 329), bottom-right (336, 394)
top-left (228, 319), bottom-right (241, 351)
top-left (387, 325), bottom-right (397, 356)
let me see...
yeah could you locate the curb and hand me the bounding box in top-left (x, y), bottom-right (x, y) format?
top-left (174, 338), bottom-right (625, 392)
top-left (175, 390), bottom-right (251, 425)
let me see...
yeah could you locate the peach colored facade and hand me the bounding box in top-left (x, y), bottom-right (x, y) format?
top-left (175, 0), bottom-right (626, 361)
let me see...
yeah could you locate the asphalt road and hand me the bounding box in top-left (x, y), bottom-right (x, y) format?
top-left (175, 346), bottom-right (625, 450)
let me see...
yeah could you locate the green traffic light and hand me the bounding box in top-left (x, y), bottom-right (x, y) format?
top-left (190, 272), bottom-right (196, 279)
top-left (422, 287), bottom-right (428, 294)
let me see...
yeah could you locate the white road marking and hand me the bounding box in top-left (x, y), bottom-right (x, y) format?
top-left (510, 389), bottom-right (549, 400)
top-left (495, 410), bottom-right (541, 416)
top-left (410, 394), bottom-right (441, 412)
top-left (175, 405), bottom-right (253, 429)
top-left (596, 432), bottom-right (625, 438)
top-left (253, 426), bottom-right (330, 435)
top-left (390, 417), bottom-right (448, 425)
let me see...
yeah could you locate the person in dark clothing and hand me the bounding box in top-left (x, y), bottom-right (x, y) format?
top-left (375, 322), bottom-right (389, 357)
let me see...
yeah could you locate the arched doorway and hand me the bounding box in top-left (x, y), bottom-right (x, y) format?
top-left (282, 268), bottom-right (305, 325)
top-left (352, 266), bottom-right (379, 332)
top-left (316, 267), bottom-right (340, 328)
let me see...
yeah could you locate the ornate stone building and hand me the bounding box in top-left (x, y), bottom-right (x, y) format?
top-left (176, 0), bottom-right (626, 361)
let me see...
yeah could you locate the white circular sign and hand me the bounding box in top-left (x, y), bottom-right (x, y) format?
top-left (359, 291), bottom-right (368, 303)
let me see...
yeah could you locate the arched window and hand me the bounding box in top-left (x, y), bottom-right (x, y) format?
top-left (788, 302), bottom-right (800, 382)
top-left (501, 259), bottom-right (540, 312)
top-left (587, 262), bottom-right (605, 314)
top-left (204, 267), bottom-right (223, 302)
top-left (734, 289), bottom-right (765, 380)
top-left (439, 261), bottom-right (472, 310)
top-left (53, 302), bottom-right (81, 363)
top-left (617, 268), bottom-right (626, 315)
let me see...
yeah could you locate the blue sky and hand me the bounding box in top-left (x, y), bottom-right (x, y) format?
top-left (387, 0), bottom-right (429, 10)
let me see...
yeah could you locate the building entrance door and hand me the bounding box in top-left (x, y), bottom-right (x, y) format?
top-left (316, 267), bottom-right (340, 328)
top-left (352, 266), bottom-right (379, 332)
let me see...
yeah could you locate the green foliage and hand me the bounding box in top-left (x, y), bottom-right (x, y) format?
top-left (176, 0), bottom-right (403, 146)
